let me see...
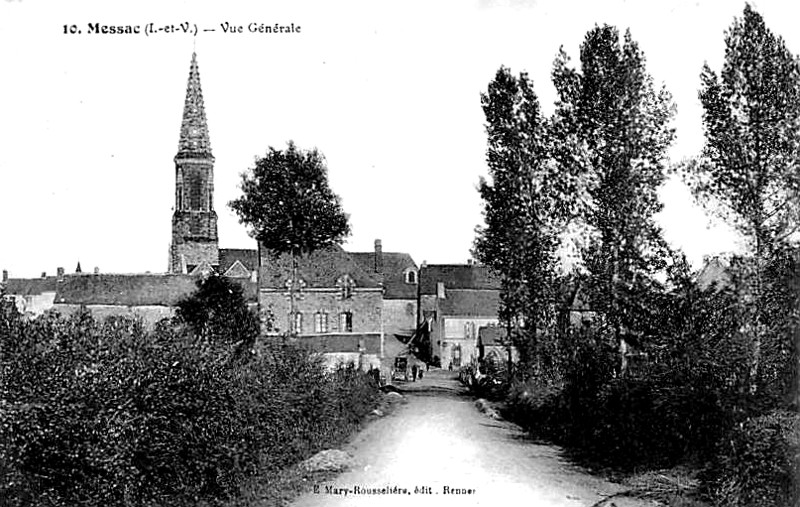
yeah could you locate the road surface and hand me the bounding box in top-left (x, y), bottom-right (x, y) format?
top-left (291, 369), bottom-right (656, 507)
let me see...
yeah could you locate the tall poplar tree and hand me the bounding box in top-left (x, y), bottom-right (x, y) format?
top-left (552, 26), bottom-right (675, 376)
top-left (475, 67), bottom-right (589, 369)
top-left (687, 5), bottom-right (800, 395)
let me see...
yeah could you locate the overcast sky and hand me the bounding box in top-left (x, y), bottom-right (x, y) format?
top-left (2, 0), bottom-right (797, 277)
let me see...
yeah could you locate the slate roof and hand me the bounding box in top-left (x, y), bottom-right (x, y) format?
top-left (3, 277), bottom-right (58, 296)
top-left (53, 274), bottom-right (257, 306)
top-left (478, 326), bottom-right (508, 346)
top-left (219, 248), bottom-right (258, 273)
top-left (437, 289), bottom-right (501, 317)
top-left (697, 257), bottom-right (731, 291)
top-left (258, 246), bottom-right (381, 290)
top-left (292, 333), bottom-right (381, 354)
top-left (177, 52), bottom-right (212, 158)
top-left (350, 251), bottom-right (418, 299)
top-left (419, 264), bottom-right (501, 294)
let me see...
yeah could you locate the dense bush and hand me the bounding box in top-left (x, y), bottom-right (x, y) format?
top-left (709, 410), bottom-right (800, 507)
top-left (501, 254), bottom-right (799, 504)
top-left (0, 300), bottom-right (380, 506)
top-left (461, 358), bottom-right (511, 401)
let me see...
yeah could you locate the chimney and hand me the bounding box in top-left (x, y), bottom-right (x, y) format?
top-left (2, 270), bottom-right (7, 283)
top-left (57, 267), bottom-right (64, 281)
top-left (437, 282), bottom-right (446, 299)
top-left (41, 272), bottom-right (47, 279)
top-left (467, 259), bottom-right (474, 266)
top-left (374, 239), bottom-right (383, 274)
top-left (94, 267), bottom-right (100, 275)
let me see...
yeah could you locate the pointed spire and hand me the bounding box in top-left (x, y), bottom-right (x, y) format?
top-left (75, 261), bottom-right (82, 273)
top-left (177, 52), bottom-right (212, 158)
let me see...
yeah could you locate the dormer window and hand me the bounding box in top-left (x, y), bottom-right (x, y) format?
top-left (405, 269), bottom-right (417, 284)
top-left (337, 274), bottom-right (355, 300)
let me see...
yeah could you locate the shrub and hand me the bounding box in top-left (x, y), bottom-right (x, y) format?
top-left (0, 305), bottom-right (380, 506)
top-left (710, 410), bottom-right (800, 507)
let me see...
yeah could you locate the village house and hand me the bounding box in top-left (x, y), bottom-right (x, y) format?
top-left (257, 246), bottom-right (384, 369)
top-left (418, 261), bottom-right (502, 369)
top-left (349, 240), bottom-right (419, 369)
top-left (1, 269), bottom-right (59, 317)
top-left (476, 325), bottom-right (519, 366)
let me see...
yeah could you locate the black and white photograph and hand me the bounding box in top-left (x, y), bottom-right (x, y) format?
top-left (1, 1), bottom-right (799, 506)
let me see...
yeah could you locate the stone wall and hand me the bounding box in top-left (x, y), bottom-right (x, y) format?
top-left (53, 304), bottom-right (175, 327)
top-left (169, 236), bottom-right (219, 273)
top-left (170, 157), bottom-right (219, 274)
top-left (5, 292), bottom-right (56, 317)
top-left (260, 288), bottom-right (383, 335)
top-left (382, 298), bottom-right (417, 336)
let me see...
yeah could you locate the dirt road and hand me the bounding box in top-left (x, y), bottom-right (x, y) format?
top-left (291, 370), bottom-right (656, 507)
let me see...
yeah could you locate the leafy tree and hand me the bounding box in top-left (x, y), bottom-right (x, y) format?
top-left (685, 5), bottom-right (800, 395)
top-left (176, 274), bottom-right (261, 350)
top-left (475, 68), bottom-right (589, 371)
top-left (230, 141), bottom-right (350, 255)
top-left (229, 141), bottom-right (350, 328)
top-left (552, 25), bottom-right (676, 376)
top-left (475, 68), bottom-right (553, 369)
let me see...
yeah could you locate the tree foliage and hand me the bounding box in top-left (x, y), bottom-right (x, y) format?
top-left (552, 25), bottom-right (675, 374)
top-left (229, 141), bottom-right (351, 256)
top-left (474, 68), bottom-right (558, 364)
top-left (175, 274), bottom-right (261, 350)
top-left (686, 5), bottom-right (800, 396)
top-left (0, 308), bottom-right (379, 507)
top-left (690, 4), bottom-right (800, 253)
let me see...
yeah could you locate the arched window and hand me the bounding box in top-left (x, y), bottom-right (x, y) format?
top-left (405, 270), bottom-right (417, 284)
top-left (315, 312), bottom-right (328, 333)
top-left (177, 187), bottom-right (183, 210)
top-left (289, 312), bottom-right (302, 334)
top-left (340, 311), bottom-right (353, 332)
top-left (452, 344), bottom-right (462, 367)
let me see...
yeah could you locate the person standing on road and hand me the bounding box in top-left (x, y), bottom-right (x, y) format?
top-left (411, 364), bottom-right (418, 382)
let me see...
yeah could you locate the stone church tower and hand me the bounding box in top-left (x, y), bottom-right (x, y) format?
top-left (169, 53), bottom-right (219, 274)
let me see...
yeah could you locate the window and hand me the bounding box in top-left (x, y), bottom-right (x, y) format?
top-left (290, 312), bottom-right (302, 334)
top-left (452, 344), bottom-right (462, 368)
top-left (340, 311), bottom-right (353, 332)
top-left (314, 312), bottom-right (328, 333)
top-left (405, 270), bottom-right (417, 284)
top-left (463, 321), bottom-right (476, 340)
top-left (177, 187), bottom-right (183, 210)
top-left (338, 275), bottom-right (354, 300)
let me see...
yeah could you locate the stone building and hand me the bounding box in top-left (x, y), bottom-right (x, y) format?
top-left (258, 246), bottom-right (384, 369)
top-left (418, 262), bottom-right (502, 369)
top-left (1, 269), bottom-right (58, 317)
top-left (350, 239), bottom-right (418, 348)
top-left (169, 52), bottom-right (220, 275)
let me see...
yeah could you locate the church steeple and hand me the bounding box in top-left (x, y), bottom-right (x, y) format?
top-left (169, 52), bottom-right (219, 274)
top-left (177, 52), bottom-right (212, 158)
